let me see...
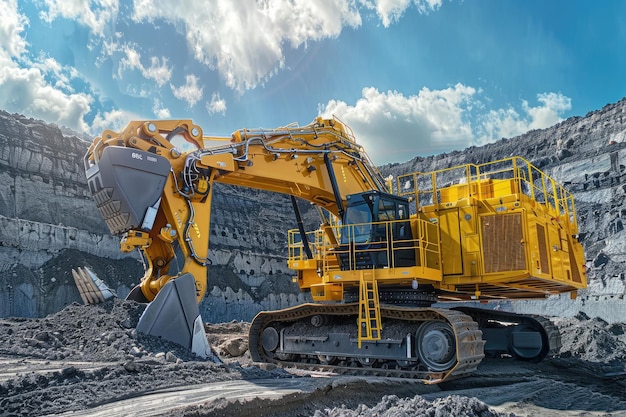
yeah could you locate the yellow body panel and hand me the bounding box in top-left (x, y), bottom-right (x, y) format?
top-left (289, 157), bottom-right (587, 302)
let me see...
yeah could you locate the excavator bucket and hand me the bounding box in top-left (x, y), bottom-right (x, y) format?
top-left (134, 273), bottom-right (219, 361)
top-left (72, 268), bottom-right (218, 361)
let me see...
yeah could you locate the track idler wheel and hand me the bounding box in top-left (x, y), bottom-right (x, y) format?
top-left (416, 321), bottom-right (457, 372)
top-left (508, 324), bottom-right (548, 362)
top-left (261, 326), bottom-right (280, 352)
top-left (260, 326), bottom-right (295, 361)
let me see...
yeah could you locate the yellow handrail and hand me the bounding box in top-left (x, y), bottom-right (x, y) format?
top-left (396, 156), bottom-right (578, 233)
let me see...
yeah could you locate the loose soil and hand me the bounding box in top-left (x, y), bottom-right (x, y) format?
top-left (1, 299), bottom-right (625, 416)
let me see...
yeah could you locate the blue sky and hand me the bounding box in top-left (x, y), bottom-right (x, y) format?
top-left (1, 0), bottom-right (625, 165)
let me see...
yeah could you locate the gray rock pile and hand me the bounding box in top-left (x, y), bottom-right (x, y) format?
top-left (554, 312), bottom-right (626, 363)
top-left (312, 394), bottom-right (511, 417)
top-left (0, 298), bottom-right (199, 362)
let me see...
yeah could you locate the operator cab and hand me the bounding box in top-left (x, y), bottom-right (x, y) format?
top-left (337, 191), bottom-right (415, 270)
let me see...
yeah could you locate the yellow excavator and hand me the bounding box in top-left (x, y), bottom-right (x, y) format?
top-left (83, 117), bottom-right (586, 383)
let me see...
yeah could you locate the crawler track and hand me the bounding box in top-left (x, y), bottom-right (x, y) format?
top-left (454, 307), bottom-right (561, 361)
top-left (249, 303), bottom-right (485, 384)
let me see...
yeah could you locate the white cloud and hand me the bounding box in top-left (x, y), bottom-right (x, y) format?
top-left (206, 92), bottom-right (226, 115)
top-left (119, 43), bottom-right (141, 71)
top-left (98, 31), bottom-right (122, 63)
top-left (0, 0), bottom-right (29, 61)
top-left (144, 56), bottom-right (172, 87)
top-left (319, 86), bottom-right (573, 164)
top-left (525, 92), bottom-right (571, 130)
top-left (152, 98), bottom-right (171, 119)
top-left (363, 0), bottom-right (443, 27)
top-left (118, 44), bottom-right (172, 86)
top-left (0, 66), bottom-right (93, 131)
top-left (132, 0), bottom-right (362, 93)
top-left (476, 92), bottom-right (572, 144)
top-left (319, 83), bottom-right (476, 164)
top-left (91, 108), bottom-right (140, 135)
top-left (30, 0), bottom-right (447, 97)
top-left (170, 74), bottom-right (203, 108)
top-left (32, 55), bottom-right (75, 92)
top-left (0, 1), bottom-right (94, 132)
top-left (39, 0), bottom-right (119, 37)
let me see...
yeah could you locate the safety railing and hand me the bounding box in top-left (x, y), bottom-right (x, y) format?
top-left (288, 228), bottom-right (323, 263)
top-left (396, 157), bottom-right (579, 232)
top-left (288, 218), bottom-right (441, 275)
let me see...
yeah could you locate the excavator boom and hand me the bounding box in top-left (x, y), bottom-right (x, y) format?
top-left (85, 117), bottom-right (386, 301)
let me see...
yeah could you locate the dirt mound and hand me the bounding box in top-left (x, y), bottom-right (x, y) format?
top-left (553, 312), bottom-right (626, 363)
top-left (0, 299), bottom-right (287, 416)
top-left (0, 298), bottom-right (201, 362)
top-left (312, 394), bottom-right (510, 417)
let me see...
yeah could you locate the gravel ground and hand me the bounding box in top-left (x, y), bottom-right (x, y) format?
top-left (1, 299), bottom-right (625, 417)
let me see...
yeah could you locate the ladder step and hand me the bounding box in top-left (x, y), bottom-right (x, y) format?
top-left (358, 273), bottom-right (381, 347)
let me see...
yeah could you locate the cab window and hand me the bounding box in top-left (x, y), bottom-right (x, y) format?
top-left (342, 202), bottom-right (372, 244)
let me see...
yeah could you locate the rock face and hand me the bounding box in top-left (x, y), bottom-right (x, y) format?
top-left (0, 111), bottom-right (143, 317)
top-left (1, 99), bottom-right (626, 323)
top-left (0, 110), bottom-right (301, 321)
